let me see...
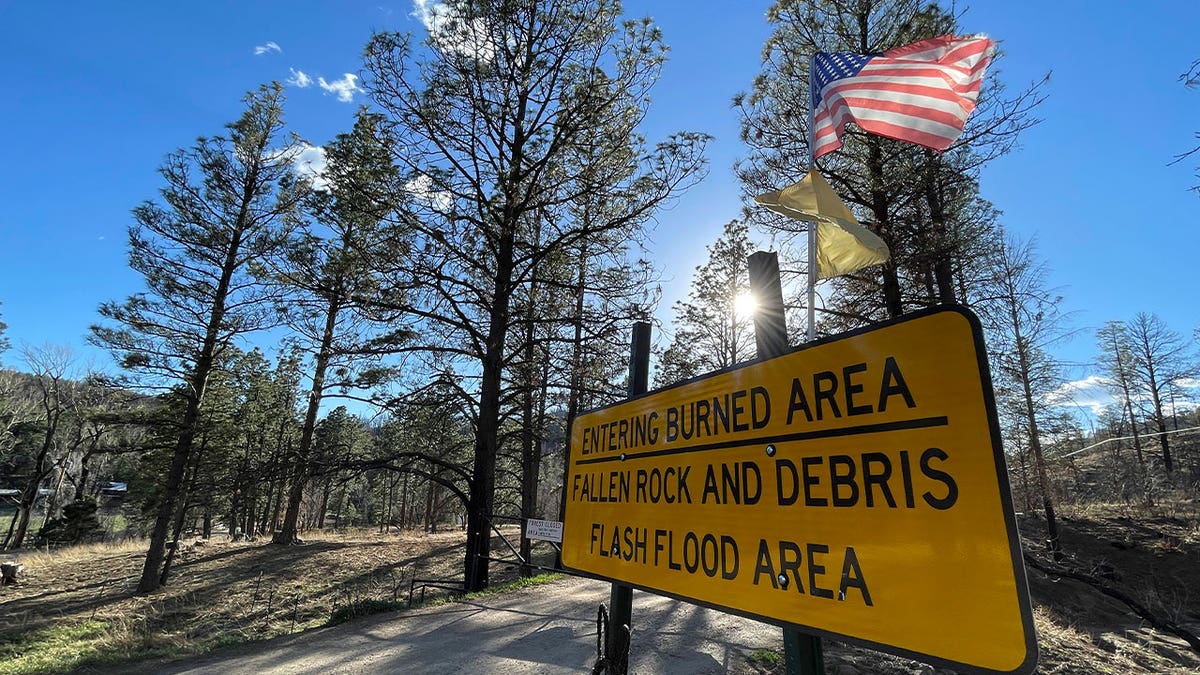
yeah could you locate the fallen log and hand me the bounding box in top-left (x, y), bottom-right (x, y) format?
top-left (1024, 551), bottom-right (1200, 653)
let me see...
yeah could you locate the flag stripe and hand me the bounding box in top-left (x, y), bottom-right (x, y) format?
top-left (813, 110), bottom-right (963, 155)
top-left (855, 118), bottom-right (963, 152)
top-left (884, 33), bottom-right (992, 65)
top-left (810, 34), bottom-right (994, 159)
top-left (857, 66), bottom-right (988, 95)
top-left (821, 81), bottom-right (980, 118)
top-left (816, 94), bottom-right (972, 133)
top-left (825, 76), bottom-right (984, 106)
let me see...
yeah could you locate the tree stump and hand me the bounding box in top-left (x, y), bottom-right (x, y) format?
top-left (1, 563), bottom-right (23, 586)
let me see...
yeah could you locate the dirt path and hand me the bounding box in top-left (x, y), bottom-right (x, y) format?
top-left (131, 576), bottom-right (779, 674)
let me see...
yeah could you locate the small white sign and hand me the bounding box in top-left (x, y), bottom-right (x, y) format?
top-left (525, 518), bottom-right (564, 543)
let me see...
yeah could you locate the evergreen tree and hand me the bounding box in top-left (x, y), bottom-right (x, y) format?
top-left (271, 110), bottom-right (412, 545)
top-left (736, 0), bottom-right (1043, 329)
top-left (308, 407), bottom-right (373, 529)
top-left (36, 497), bottom-right (103, 546)
top-left (224, 350), bottom-right (302, 539)
top-left (90, 84), bottom-right (305, 592)
top-left (656, 220), bottom-right (757, 387)
top-left (363, 0), bottom-right (707, 591)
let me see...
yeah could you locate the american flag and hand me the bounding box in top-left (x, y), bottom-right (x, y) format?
top-left (810, 35), bottom-right (995, 160)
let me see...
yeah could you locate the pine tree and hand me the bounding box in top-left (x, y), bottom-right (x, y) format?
top-left (271, 110), bottom-right (412, 544)
top-left (363, 0), bottom-right (707, 591)
top-left (90, 84), bottom-right (305, 592)
top-left (736, 1), bottom-right (1042, 329)
top-left (657, 220), bottom-right (757, 387)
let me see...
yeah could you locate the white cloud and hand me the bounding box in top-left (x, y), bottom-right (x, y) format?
top-left (318, 74), bottom-right (363, 103)
top-left (254, 41), bottom-right (282, 56)
top-left (1048, 374), bottom-right (1200, 420)
top-left (411, 0), bottom-right (495, 61)
top-left (1048, 375), bottom-right (1115, 418)
top-left (405, 173), bottom-right (452, 212)
top-left (293, 143), bottom-right (330, 190)
top-left (287, 68), bottom-right (313, 88)
top-left (1165, 379), bottom-right (1200, 416)
top-left (271, 143), bottom-right (329, 191)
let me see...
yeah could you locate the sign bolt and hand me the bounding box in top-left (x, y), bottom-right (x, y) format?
top-left (778, 574), bottom-right (789, 588)
top-left (765, 444), bottom-right (777, 457)
top-left (620, 453), bottom-right (627, 461)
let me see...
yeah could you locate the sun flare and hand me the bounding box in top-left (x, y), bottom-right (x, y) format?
top-left (734, 292), bottom-right (757, 318)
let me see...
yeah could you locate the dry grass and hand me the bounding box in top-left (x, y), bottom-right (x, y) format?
top-left (1057, 493), bottom-right (1199, 520)
top-left (1020, 503), bottom-right (1200, 674)
top-left (5, 510), bottom-right (1200, 674)
top-left (10, 537), bottom-right (147, 568)
top-left (0, 525), bottom-right (551, 675)
top-left (1027, 605), bottom-right (1195, 674)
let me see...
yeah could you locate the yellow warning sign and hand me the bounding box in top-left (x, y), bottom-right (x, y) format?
top-left (561, 307), bottom-right (1035, 674)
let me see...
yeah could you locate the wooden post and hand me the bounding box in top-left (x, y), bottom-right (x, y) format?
top-left (748, 251), bottom-right (824, 675)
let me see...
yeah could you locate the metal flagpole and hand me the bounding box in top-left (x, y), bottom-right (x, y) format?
top-left (807, 215), bottom-right (817, 342)
top-left (779, 53), bottom-right (826, 675)
top-left (806, 54), bottom-right (818, 343)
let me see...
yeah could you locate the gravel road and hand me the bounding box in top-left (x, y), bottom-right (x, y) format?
top-left (136, 576), bottom-right (780, 674)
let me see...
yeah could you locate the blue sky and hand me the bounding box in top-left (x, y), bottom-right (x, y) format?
top-left (1, 1), bottom-right (1197, 417)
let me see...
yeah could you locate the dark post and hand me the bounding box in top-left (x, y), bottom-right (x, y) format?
top-left (748, 252), bottom-right (788, 357)
top-left (607, 321), bottom-right (650, 671)
top-left (748, 251), bottom-right (824, 675)
top-left (628, 321), bottom-right (651, 397)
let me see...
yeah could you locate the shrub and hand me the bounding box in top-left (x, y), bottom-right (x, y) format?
top-left (36, 498), bottom-right (104, 546)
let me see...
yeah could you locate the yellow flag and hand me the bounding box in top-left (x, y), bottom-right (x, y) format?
top-left (755, 169), bottom-right (890, 279)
